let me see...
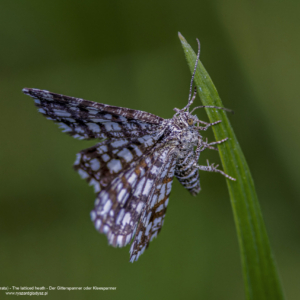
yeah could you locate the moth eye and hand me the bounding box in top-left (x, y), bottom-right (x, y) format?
top-left (187, 118), bottom-right (194, 126)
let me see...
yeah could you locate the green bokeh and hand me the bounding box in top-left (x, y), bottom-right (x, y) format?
top-left (1, 1), bottom-right (299, 299)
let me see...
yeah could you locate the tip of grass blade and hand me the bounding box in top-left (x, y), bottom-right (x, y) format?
top-left (178, 32), bottom-right (187, 44)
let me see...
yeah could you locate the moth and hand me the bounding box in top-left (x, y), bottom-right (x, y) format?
top-left (23, 39), bottom-right (235, 262)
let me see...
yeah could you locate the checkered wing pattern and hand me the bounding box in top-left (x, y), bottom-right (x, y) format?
top-left (23, 88), bottom-right (163, 140)
top-left (129, 148), bottom-right (177, 262)
top-left (73, 135), bottom-right (159, 197)
top-left (175, 150), bottom-right (201, 196)
top-left (77, 136), bottom-right (176, 260)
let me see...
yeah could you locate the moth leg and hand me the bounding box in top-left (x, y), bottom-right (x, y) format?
top-left (196, 119), bottom-right (222, 131)
top-left (195, 135), bottom-right (227, 162)
top-left (195, 137), bottom-right (214, 162)
top-left (198, 136), bottom-right (230, 157)
top-left (204, 137), bottom-right (230, 151)
top-left (196, 159), bottom-right (236, 181)
top-left (209, 137), bottom-right (228, 144)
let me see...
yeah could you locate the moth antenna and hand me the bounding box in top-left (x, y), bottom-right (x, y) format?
top-left (188, 38), bottom-right (201, 102)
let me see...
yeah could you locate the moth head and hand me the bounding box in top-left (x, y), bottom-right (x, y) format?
top-left (175, 112), bottom-right (197, 128)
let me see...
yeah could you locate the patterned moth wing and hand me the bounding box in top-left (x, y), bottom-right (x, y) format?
top-left (23, 87), bottom-right (177, 262)
top-left (78, 138), bottom-right (175, 249)
top-left (129, 146), bottom-right (177, 262)
top-left (73, 135), bottom-right (159, 194)
top-left (22, 88), bottom-right (164, 140)
top-left (175, 149), bottom-right (201, 196)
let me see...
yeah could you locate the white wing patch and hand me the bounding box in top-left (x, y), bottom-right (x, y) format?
top-left (107, 159), bottom-right (122, 173)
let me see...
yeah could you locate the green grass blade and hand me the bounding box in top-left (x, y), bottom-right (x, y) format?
top-left (178, 32), bottom-right (284, 300)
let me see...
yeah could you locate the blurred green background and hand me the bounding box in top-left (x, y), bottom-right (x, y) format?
top-left (1, 0), bottom-right (300, 299)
